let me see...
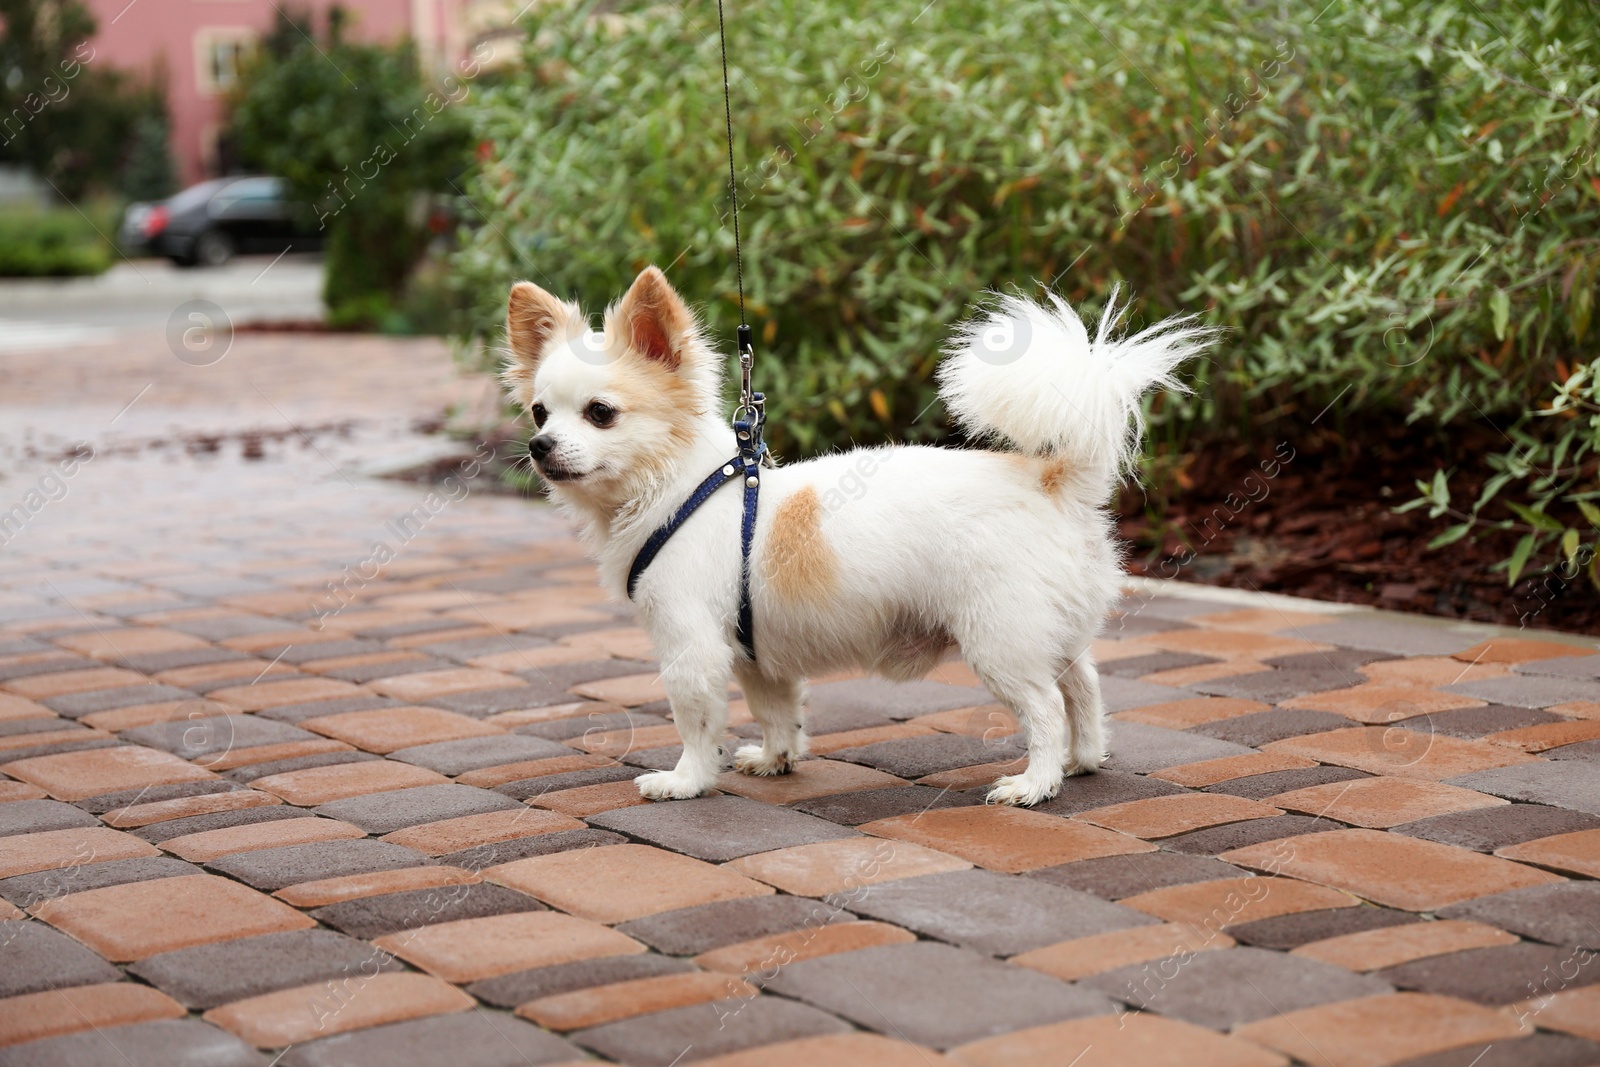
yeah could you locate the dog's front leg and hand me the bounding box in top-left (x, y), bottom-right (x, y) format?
top-left (635, 633), bottom-right (733, 801)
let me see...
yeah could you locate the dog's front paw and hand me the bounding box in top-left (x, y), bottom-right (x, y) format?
top-left (1066, 751), bottom-right (1108, 776)
top-left (732, 744), bottom-right (796, 777)
top-left (987, 771), bottom-right (1061, 807)
top-left (635, 769), bottom-right (713, 801)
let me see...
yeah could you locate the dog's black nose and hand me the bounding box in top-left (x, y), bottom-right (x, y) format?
top-left (528, 435), bottom-right (556, 459)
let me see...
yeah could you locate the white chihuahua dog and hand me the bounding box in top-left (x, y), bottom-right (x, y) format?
top-left (503, 267), bottom-right (1212, 805)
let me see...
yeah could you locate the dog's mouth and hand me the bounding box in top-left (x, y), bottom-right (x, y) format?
top-left (535, 460), bottom-right (595, 484)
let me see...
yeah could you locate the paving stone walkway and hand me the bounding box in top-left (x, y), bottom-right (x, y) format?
top-left (2, 332), bottom-right (1600, 1066)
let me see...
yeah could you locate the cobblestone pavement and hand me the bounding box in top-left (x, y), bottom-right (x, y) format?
top-left (2, 333), bottom-right (1600, 1066)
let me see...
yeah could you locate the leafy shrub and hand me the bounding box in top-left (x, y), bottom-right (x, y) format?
top-left (451, 0), bottom-right (1598, 534)
top-left (0, 0), bottom-right (166, 199)
top-left (0, 209), bottom-right (111, 276)
top-left (231, 8), bottom-right (473, 326)
top-left (121, 113), bottom-right (179, 203)
top-left (1406, 356), bottom-right (1600, 591)
top-left (380, 253), bottom-right (471, 335)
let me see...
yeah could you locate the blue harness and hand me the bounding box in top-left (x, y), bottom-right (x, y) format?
top-left (626, 395), bottom-right (767, 660)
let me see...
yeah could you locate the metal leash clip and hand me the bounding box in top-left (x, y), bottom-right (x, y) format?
top-left (736, 324), bottom-right (756, 411)
top-left (732, 324), bottom-right (773, 469)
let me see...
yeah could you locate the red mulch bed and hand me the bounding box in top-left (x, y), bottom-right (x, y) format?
top-left (1117, 424), bottom-right (1600, 637)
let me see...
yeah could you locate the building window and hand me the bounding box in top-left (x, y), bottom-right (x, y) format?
top-left (195, 30), bottom-right (254, 95)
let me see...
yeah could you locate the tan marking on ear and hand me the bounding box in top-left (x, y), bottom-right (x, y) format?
top-left (765, 486), bottom-right (837, 603)
top-left (502, 281), bottom-right (578, 408)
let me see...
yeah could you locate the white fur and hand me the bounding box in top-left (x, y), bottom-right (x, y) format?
top-left (508, 275), bottom-right (1214, 805)
top-left (937, 288), bottom-right (1213, 499)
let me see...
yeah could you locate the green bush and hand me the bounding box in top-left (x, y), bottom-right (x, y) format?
top-left (0, 209), bottom-right (112, 276)
top-left (451, 0), bottom-right (1599, 551)
top-left (231, 8), bottom-right (473, 327)
top-left (379, 253), bottom-right (471, 335)
top-left (121, 113), bottom-right (179, 203)
top-left (0, 0), bottom-right (166, 199)
top-left (1405, 356), bottom-right (1600, 591)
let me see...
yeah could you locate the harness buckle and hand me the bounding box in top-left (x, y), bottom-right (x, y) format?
top-left (733, 392), bottom-right (767, 469)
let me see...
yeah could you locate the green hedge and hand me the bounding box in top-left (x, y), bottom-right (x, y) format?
top-left (0, 208), bottom-right (112, 276)
top-left (451, 0), bottom-right (1599, 568)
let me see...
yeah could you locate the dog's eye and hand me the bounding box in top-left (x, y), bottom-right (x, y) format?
top-left (531, 403), bottom-right (548, 428)
top-left (585, 400), bottom-right (617, 428)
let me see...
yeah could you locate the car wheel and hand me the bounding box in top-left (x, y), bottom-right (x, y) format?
top-left (193, 229), bottom-right (235, 267)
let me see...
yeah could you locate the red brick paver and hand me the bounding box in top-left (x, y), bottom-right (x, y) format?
top-left (375, 911), bottom-right (646, 981)
top-left (1232, 992), bottom-right (1523, 1066)
top-left (1290, 918), bottom-right (1517, 971)
top-left (1223, 828), bottom-right (1564, 910)
top-left (485, 844), bottom-right (773, 923)
top-left (204, 972), bottom-right (473, 1047)
top-left (0, 983), bottom-right (186, 1048)
top-left (33, 873), bottom-right (315, 960)
top-left (861, 805), bottom-right (1156, 872)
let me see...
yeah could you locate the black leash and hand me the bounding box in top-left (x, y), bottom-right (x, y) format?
top-left (715, 0), bottom-right (757, 413)
top-left (624, 2), bottom-right (767, 661)
top-left (715, 1), bottom-right (745, 330)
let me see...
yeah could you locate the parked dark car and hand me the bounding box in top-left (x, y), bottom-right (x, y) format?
top-left (120, 176), bottom-right (324, 267)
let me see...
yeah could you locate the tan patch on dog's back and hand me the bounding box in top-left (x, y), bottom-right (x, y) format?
top-left (1038, 456), bottom-right (1071, 495)
top-left (764, 486), bottom-right (837, 603)
top-left (999, 452), bottom-right (1076, 497)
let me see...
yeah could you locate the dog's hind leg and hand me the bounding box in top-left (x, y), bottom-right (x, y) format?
top-left (960, 626), bottom-right (1069, 805)
top-left (731, 667), bottom-right (806, 776)
top-left (951, 604), bottom-right (1072, 806)
top-left (978, 673), bottom-right (1068, 806)
top-left (1059, 653), bottom-right (1107, 775)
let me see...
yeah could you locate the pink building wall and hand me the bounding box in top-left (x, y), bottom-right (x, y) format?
top-left (82, 0), bottom-right (449, 186)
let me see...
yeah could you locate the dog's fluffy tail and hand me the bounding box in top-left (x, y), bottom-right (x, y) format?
top-left (936, 288), bottom-right (1217, 499)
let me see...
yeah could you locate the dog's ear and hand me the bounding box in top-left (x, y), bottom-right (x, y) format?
top-left (507, 281), bottom-right (568, 366)
top-left (504, 281), bottom-right (572, 405)
top-left (614, 266), bottom-right (694, 372)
